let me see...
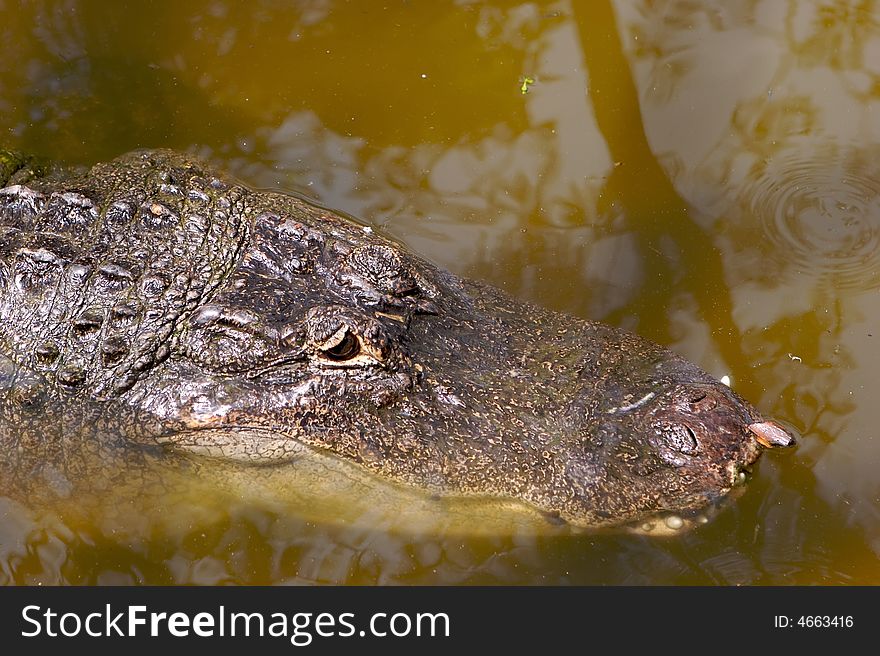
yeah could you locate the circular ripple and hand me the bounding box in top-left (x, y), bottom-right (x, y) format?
top-left (744, 145), bottom-right (880, 290)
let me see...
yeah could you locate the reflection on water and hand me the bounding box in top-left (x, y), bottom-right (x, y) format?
top-left (619, 0), bottom-right (880, 565)
top-left (1, 0), bottom-right (879, 584)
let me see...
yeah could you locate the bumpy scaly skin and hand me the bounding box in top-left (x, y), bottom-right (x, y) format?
top-left (0, 150), bottom-right (791, 527)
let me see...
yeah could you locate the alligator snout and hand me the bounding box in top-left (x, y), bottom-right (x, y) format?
top-left (546, 365), bottom-right (799, 527)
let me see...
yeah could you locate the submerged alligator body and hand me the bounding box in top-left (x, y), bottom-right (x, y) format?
top-left (0, 150), bottom-right (794, 529)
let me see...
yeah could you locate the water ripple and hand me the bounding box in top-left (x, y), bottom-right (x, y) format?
top-left (744, 145), bottom-right (880, 290)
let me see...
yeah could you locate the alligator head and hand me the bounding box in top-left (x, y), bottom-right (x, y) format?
top-left (0, 150), bottom-right (794, 529)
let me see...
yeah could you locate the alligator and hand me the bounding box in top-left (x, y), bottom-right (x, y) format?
top-left (0, 149), bottom-right (794, 530)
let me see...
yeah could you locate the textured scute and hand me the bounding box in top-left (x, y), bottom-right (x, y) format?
top-left (0, 185), bottom-right (46, 227)
top-left (0, 151), bottom-right (249, 399)
top-left (0, 149), bottom-right (786, 529)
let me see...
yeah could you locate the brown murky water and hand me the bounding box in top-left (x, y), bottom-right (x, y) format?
top-left (1, 0), bottom-right (879, 585)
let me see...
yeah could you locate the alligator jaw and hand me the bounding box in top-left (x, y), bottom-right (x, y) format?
top-left (156, 428), bottom-right (308, 463)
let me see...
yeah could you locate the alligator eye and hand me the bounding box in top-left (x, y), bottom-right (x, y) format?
top-left (322, 331), bottom-right (361, 361)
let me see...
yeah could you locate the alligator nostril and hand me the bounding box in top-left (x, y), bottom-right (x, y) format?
top-left (689, 391), bottom-right (717, 412)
